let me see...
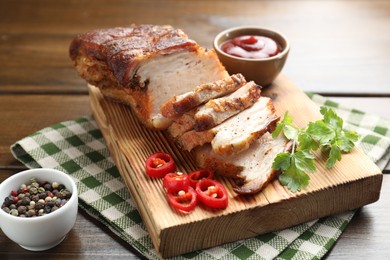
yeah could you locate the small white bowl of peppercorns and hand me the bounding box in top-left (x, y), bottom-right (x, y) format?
top-left (0, 168), bottom-right (78, 251)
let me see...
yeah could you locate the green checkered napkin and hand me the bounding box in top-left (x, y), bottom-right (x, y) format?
top-left (10, 93), bottom-right (390, 260)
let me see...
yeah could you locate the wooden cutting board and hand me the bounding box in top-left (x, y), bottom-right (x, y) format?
top-left (88, 74), bottom-right (383, 258)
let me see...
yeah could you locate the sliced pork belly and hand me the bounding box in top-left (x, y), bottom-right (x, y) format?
top-left (177, 96), bottom-right (279, 155)
top-left (194, 81), bottom-right (261, 131)
top-left (160, 73), bottom-right (246, 118)
top-left (194, 133), bottom-right (292, 194)
top-left (167, 81), bottom-right (261, 138)
top-left (69, 24), bottom-right (228, 130)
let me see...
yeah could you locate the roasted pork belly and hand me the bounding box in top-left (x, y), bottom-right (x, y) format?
top-left (194, 133), bottom-right (292, 194)
top-left (70, 24), bottom-right (228, 130)
top-left (177, 96), bottom-right (279, 155)
top-left (160, 73), bottom-right (246, 118)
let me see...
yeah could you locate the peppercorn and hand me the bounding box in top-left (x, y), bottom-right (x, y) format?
top-left (1, 178), bottom-right (72, 218)
top-left (38, 209), bottom-right (44, 216)
top-left (10, 208), bottom-right (19, 216)
top-left (21, 196), bottom-right (31, 206)
top-left (17, 205), bottom-right (27, 215)
top-left (31, 194), bottom-right (39, 202)
top-left (3, 197), bottom-right (11, 207)
top-left (30, 180), bottom-right (39, 189)
top-left (26, 209), bottom-right (36, 217)
top-left (43, 183), bottom-right (52, 191)
top-left (44, 206), bottom-right (51, 214)
top-left (35, 203), bottom-right (44, 210)
top-left (52, 182), bottom-right (59, 189)
top-left (29, 187), bottom-right (38, 195)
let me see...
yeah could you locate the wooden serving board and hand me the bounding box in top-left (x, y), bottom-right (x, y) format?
top-left (88, 75), bottom-right (383, 258)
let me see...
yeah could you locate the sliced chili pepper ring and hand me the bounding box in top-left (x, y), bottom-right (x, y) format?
top-left (196, 178), bottom-right (228, 209)
top-left (188, 169), bottom-right (214, 188)
top-left (163, 172), bottom-right (190, 190)
top-left (166, 186), bottom-right (197, 212)
top-left (145, 152), bottom-right (176, 178)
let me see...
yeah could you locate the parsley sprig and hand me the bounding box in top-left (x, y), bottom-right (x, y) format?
top-left (272, 106), bottom-right (360, 192)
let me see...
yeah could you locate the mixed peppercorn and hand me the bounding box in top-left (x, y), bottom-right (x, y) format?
top-left (1, 178), bottom-right (72, 218)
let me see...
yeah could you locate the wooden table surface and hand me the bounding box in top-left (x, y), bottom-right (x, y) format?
top-left (1, 1), bottom-right (389, 259)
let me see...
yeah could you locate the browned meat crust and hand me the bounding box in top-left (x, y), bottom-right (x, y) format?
top-left (70, 25), bottom-right (197, 89)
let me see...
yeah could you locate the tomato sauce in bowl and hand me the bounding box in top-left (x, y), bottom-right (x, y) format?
top-left (220, 35), bottom-right (281, 59)
top-left (213, 26), bottom-right (290, 86)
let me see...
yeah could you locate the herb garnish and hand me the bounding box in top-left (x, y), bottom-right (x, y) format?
top-left (272, 106), bottom-right (360, 192)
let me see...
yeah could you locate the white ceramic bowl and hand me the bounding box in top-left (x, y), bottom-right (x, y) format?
top-left (0, 168), bottom-right (78, 251)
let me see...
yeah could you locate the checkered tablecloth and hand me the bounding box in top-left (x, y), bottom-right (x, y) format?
top-left (10, 94), bottom-right (390, 260)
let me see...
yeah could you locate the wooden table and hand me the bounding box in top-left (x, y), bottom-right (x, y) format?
top-left (1, 1), bottom-right (389, 259)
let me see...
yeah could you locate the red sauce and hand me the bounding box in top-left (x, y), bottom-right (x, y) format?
top-left (220, 35), bottom-right (281, 59)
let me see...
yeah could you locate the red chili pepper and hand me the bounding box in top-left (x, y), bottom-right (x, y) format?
top-left (188, 169), bottom-right (214, 188)
top-left (196, 179), bottom-right (228, 209)
top-left (166, 186), bottom-right (197, 212)
top-left (163, 172), bottom-right (190, 191)
top-left (145, 152), bottom-right (176, 178)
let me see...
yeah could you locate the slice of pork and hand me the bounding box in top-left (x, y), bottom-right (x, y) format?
top-left (177, 96), bottom-right (279, 155)
top-left (160, 73), bottom-right (246, 118)
top-left (194, 133), bottom-right (292, 194)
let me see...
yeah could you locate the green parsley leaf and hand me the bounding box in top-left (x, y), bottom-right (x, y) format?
top-left (321, 106), bottom-right (343, 130)
top-left (272, 111), bottom-right (294, 139)
top-left (294, 150), bottom-right (316, 173)
top-left (284, 124), bottom-right (299, 141)
top-left (272, 152), bottom-right (291, 171)
top-left (339, 131), bottom-right (360, 152)
top-left (307, 120), bottom-right (335, 146)
top-left (272, 106), bottom-right (359, 192)
top-left (278, 164), bottom-right (310, 192)
top-left (326, 144), bottom-right (341, 168)
top-left (298, 131), bottom-right (319, 151)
